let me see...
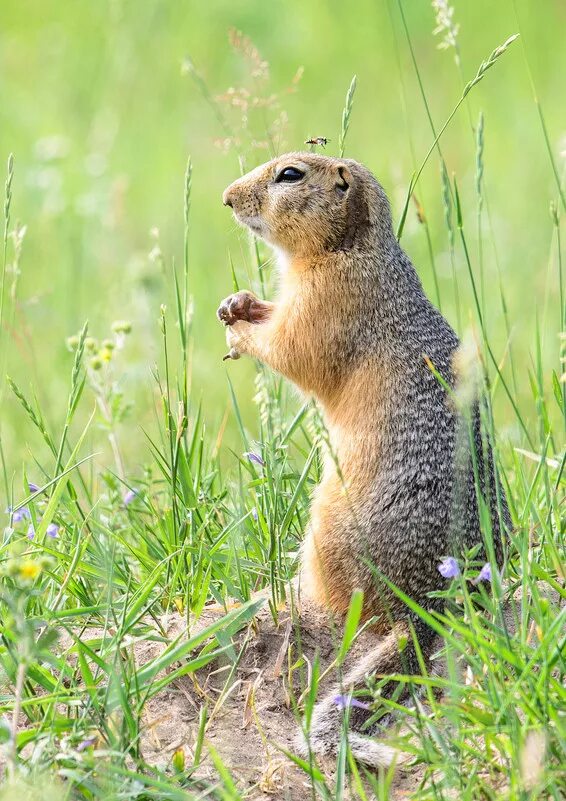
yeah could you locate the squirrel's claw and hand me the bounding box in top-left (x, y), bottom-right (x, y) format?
top-left (223, 348), bottom-right (240, 361)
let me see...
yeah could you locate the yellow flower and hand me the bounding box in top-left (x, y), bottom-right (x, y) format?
top-left (19, 560), bottom-right (41, 580)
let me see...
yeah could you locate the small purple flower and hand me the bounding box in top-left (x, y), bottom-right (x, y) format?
top-left (333, 694), bottom-right (371, 711)
top-left (46, 523), bottom-right (59, 539)
top-left (27, 523), bottom-right (35, 540)
top-left (77, 736), bottom-right (96, 752)
top-left (244, 452), bottom-right (264, 467)
top-left (11, 507), bottom-right (31, 524)
top-left (123, 489), bottom-right (137, 506)
top-left (438, 556), bottom-right (460, 579)
top-left (475, 562), bottom-right (492, 583)
top-left (28, 483), bottom-right (41, 494)
top-left (251, 507), bottom-right (258, 521)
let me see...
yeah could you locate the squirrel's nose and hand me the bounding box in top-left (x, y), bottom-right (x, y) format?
top-left (222, 188), bottom-right (234, 208)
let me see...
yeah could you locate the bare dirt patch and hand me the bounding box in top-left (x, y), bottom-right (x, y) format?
top-left (133, 593), bottom-right (424, 800)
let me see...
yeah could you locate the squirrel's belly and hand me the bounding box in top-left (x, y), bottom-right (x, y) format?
top-left (301, 528), bottom-right (357, 616)
top-left (300, 475), bottom-right (378, 620)
top-left (300, 473), bottom-right (351, 614)
top-left (301, 525), bottom-right (391, 634)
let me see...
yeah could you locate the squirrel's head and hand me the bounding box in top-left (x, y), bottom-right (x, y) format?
top-left (223, 152), bottom-right (394, 258)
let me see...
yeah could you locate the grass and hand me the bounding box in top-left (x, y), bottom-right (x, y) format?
top-left (0, 2), bottom-right (565, 799)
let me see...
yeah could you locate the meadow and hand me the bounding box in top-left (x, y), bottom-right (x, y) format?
top-left (0, 1), bottom-right (564, 799)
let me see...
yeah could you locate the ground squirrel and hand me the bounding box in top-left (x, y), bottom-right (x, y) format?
top-left (217, 153), bottom-right (509, 767)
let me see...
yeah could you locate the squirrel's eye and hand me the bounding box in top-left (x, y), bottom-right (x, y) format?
top-left (276, 166), bottom-right (304, 183)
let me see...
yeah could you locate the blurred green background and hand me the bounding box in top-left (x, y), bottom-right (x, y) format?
top-left (1, 0), bottom-right (564, 474)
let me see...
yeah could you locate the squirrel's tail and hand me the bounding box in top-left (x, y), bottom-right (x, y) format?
top-left (297, 619), bottom-right (434, 768)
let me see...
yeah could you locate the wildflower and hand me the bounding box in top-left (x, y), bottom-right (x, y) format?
top-left (90, 356), bottom-right (103, 371)
top-left (123, 489), bottom-right (137, 506)
top-left (46, 523), bottom-right (59, 538)
top-left (244, 451), bottom-right (264, 467)
top-left (84, 337), bottom-right (98, 352)
top-left (102, 339), bottom-right (115, 351)
top-left (66, 335), bottom-right (80, 351)
top-left (27, 523), bottom-right (35, 540)
top-left (77, 736), bottom-right (97, 752)
top-left (99, 347), bottom-right (113, 363)
top-left (251, 507), bottom-right (259, 521)
top-left (19, 560), bottom-right (41, 580)
top-left (438, 556), bottom-right (460, 578)
top-left (333, 694), bottom-right (371, 711)
top-left (10, 506), bottom-right (30, 523)
top-left (475, 562), bottom-right (492, 583)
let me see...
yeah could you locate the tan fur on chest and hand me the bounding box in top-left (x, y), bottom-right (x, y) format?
top-left (300, 461), bottom-right (364, 606)
top-left (301, 364), bottom-right (395, 620)
top-left (301, 475), bottom-right (357, 616)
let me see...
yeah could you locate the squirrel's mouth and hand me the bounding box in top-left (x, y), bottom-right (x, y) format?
top-left (236, 214), bottom-right (266, 237)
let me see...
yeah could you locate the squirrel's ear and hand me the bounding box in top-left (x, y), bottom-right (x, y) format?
top-left (335, 163), bottom-right (353, 192)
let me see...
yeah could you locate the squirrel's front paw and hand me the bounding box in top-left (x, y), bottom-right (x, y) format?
top-left (217, 290), bottom-right (258, 326)
top-left (217, 290), bottom-right (273, 326)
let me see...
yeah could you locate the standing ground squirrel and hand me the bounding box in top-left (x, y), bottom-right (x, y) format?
top-left (217, 153), bottom-right (509, 768)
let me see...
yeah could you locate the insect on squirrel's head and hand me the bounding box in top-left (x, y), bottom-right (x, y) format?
top-left (222, 153), bottom-right (391, 258)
